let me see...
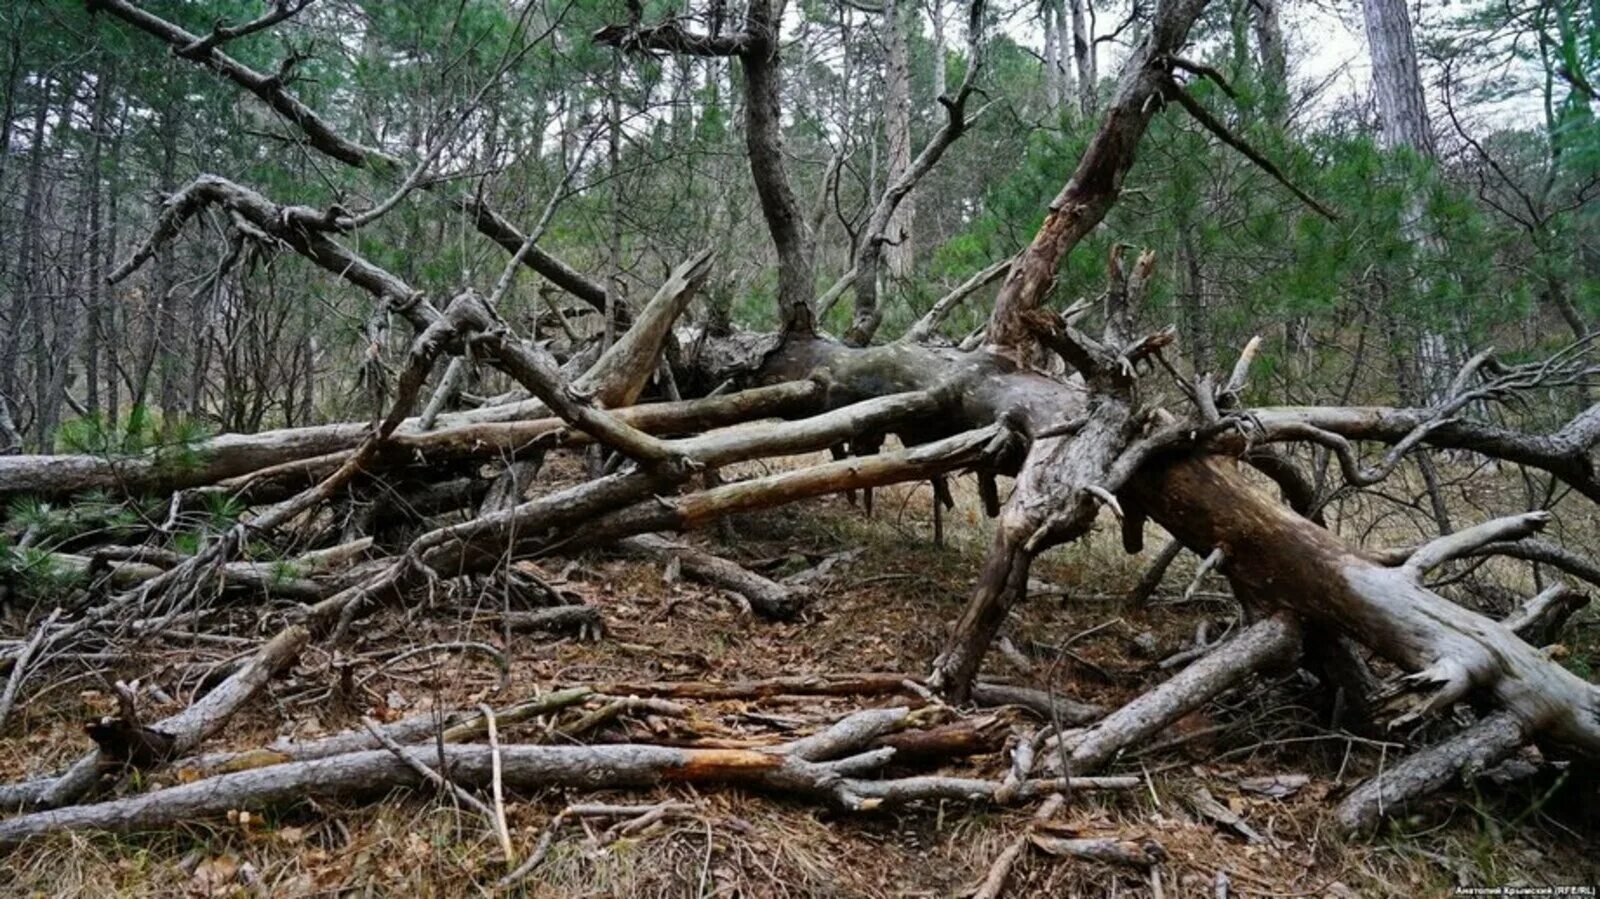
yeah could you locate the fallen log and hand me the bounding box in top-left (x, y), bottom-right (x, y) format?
top-left (14, 625), bottom-right (308, 811)
top-left (1502, 584), bottom-right (1589, 646)
top-left (1060, 615), bottom-right (1301, 774)
top-left (44, 552), bottom-right (328, 601)
top-left (967, 682), bottom-right (1105, 725)
top-left (0, 742), bottom-right (1138, 845)
top-left (1029, 833), bottom-right (1167, 868)
top-left (173, 687), bottom-right (596, 779)
top-left (0, 380), bottom-right (823, 504)
top-left (497, 605), bottom-right (603, 636)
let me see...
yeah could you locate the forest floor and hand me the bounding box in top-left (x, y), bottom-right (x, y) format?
top-left (2, 455), bottom-right (1598, 897)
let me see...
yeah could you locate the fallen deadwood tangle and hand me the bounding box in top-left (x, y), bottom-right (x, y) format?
top-left (3, 0), bottom-right (1600, 894)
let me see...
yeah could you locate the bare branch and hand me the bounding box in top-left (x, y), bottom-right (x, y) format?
top-left (175, 0), bottom-right (315, 59)
top-left (844, 0), bottom-right (989, 345)
top-left (90, 0), bottom-right (612, 311)
top-left (1402, 511), bottom-right (1553, 577)
top-left (1161, 79), bottom-right (1339, 221)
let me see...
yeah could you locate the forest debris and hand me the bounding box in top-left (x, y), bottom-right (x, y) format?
top-left (784, 549), bottom-right (864, 586)
top-left (27, 624), bottom-right (309, 810)
top-left (1335, 710), bottom-right (1527, 833)
top-left (0, 740), bottom-right (1140, 845)
top-left (589, 673), bottom-right (921, 701)
top-left (1234, 773), bottom-right (1309, 799)
top-left (872, 714), bottom-right (1009, 763)
top-left (497, 605), bottom-right (603, 638)
top-left (620, 534), bottom-right (806, 619)
top-left (967, 682), bottom-right (1105, 724)
top-left (1189, 787), bottom-right (1266, 844)
top-left (968, 792), bottom-right (1065, 899)
top-left (168, 687), bottom-right (596, 781)
top-left (1028, 833), bottom-right (1167, 868)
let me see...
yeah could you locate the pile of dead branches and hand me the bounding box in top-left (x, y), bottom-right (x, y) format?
top-left (4, 0), bottom-right (1600, 856)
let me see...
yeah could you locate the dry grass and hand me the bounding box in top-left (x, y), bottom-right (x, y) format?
top-left (3, 455), bottom-right (1598, 896)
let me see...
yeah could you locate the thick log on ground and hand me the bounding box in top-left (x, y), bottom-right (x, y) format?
top-left (1128, 457), bottom-right (1600, 754)
top-left (1063, 614), bottom-right (1301, 773)
top-left (1334, 711), bottom-right (1528, 833)
top-left (0, 380), bottom-right (822, 503)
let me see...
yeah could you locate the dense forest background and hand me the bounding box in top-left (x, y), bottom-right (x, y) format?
top-left (1, 0), bottom-right (1595, 452)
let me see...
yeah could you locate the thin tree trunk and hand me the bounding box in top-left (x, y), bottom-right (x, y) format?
top-left (1042, 0), bottom-right (1063, 112)
top-left (155, 104), bottom-right (185, 432)
top-left (104, 106), bottom-right (126, 430)
top-left (1178, 223), bottom-right (1208, 368)
top-left (35, 73), bottom-right (86, 450)
top-left (83, 64), bottom-right (111, 420)
top-left (1070, 0), bottom-right (1094, 116)
top-left (2, 74), bottom-right (55, 449)
top-left (1251, 0), bottom-right (1287, 125)
top-left (929, 0), bottom-right (947, 94)
top-left (884, 0), bottom-right (915, 283)
top-left (606, 56), bottom-right (624, 352)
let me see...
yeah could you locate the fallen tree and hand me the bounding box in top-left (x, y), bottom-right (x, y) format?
top-left (3, 0), bottom-right (1598, 846)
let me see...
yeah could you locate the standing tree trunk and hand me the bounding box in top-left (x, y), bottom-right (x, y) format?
top-left (743, 0), bottom-right (817, 335)
top-left (2, 74), bottom-right (55, 450)
top-left (1043, 0), bottom-right (1062, 112)
top-left (39, 73), bottom-right (89, 447)
top-left (928, 0), bottom-right (947, 94)
top-left (1252, 0), bottom-right (1287, 125)
top-left (103, 105), bottom-right (126, 431)
top-left (1178, 223), bottom-right (1208, 368)
top-left (83, 61), bottom-right (111, 420)
top-left (127, 103), bottom-right (184, 433)
top-left (1362, 0), bottom-right (1435, 154)
top-left (1070, 0), bottom-right (1094, 116)
top-left (606, 56), bottom-right (625, 351)
top-left (883, 0), bottom-right (916, 284)
top-left (1362, 0), bottom-right (1452, 402)
top-left (155, 103), bottom-right (186, 432)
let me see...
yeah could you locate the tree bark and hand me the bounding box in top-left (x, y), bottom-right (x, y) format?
top-left (883, 0), bottom-right (916, 282)
top-left (987, 0), bottom-right (1208, 355)
top-left (1070, 0), bottom-right (1094, 116)
top-left (742, 0), bottom-right (818, 334)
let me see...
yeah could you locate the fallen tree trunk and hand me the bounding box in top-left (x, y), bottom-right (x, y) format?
top-left (1334, 711), bottom-right (1528, 833)
top-left (0, 357), bottom-right (821, 506)
top-left (25, 625), bottom-right (308, 810)
top-left (1127, 457), bottom-right (1600, 755)
top-left (1063, 614), bottom-right (1301, 773)
top-left (0, 738), bottom-right (1139, 845)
